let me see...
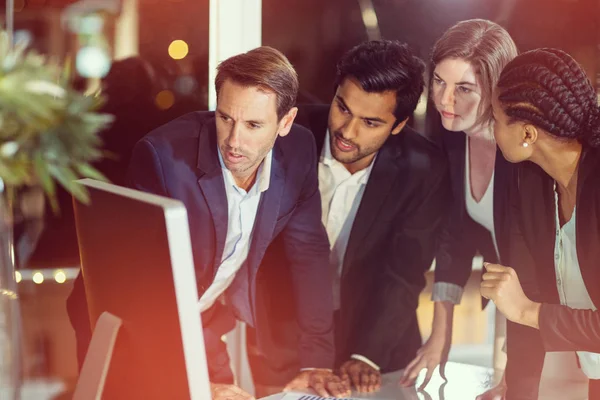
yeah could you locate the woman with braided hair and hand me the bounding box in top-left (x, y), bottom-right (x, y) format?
top-left (482, 48), bottom-right (600, 398)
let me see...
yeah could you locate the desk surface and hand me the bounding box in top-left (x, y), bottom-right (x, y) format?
top-left (263, 362), bottom-right (495, 400)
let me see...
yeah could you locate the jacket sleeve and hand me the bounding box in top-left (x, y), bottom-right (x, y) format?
top-left (349, 160), bottom-right (451, 368)
top-left (433, 195), bottom-right (478, 303)
top-left (432, 143), bottom-right (478, 304)
top-left (538, 304), bottom-right (600, 353)
top-left (280, 135), bottom-right (335, 370)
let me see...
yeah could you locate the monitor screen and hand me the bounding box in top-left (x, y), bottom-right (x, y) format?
top-left (73, 178), bottom-right (211, 399)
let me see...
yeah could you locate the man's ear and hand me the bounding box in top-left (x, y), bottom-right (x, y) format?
top-left (391, 118), bottom-right (408, 135)
top-left (277, 107), bottom-right (298, 137)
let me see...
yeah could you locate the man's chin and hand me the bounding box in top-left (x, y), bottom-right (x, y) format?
top-left (331, 148), bottom-right (358, 165)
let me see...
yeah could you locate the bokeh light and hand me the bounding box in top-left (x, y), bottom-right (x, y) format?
top-left (155, 90), bottom-right (175, 110)
top-left (168, 40), bottom-right (189, 60)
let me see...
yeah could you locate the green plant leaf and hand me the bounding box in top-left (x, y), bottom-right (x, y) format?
top-left (76, 163), bottom-right (108, 182)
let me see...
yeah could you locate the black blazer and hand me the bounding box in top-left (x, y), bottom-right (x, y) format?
top-left (506, 147), bottom-right (600, 399)
top-left (257, 104), bottom-right (451, 373)
top-left (66, 111), bottom-right (335, 383)
top-left (434, 130), bottom-right (514, 294)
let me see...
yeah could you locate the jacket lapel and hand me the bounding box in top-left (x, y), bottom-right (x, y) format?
top-left (522, 163), bottom-right (557, 302)
top-left (443, 130), bottom-right (467, 214)
top-left (493, 148), bottom-right (512, 263)
top-left (196, 119), bottom-right (228, 277)
top-left (247, 145), bottom-right (285, 278)
top-left (343, 142), bottom-right (400, 276)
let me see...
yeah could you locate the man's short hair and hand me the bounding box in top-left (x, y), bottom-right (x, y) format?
top-left (334, 40), bottom-right (426, 123)
top-left (215, 46), bottom-right (299, 120)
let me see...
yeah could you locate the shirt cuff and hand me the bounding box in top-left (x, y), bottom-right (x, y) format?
top-left (350, 354), bottom-right (380, 371)
top-left (299, 368), bottom-right (332, 372)
top-left (431, 282), bottom-right (464, 305)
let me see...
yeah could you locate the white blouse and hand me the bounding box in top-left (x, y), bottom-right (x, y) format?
top-left (553, 185), bottom-right (600, 379)
top-left (464, 139), bottom-right (499, 259)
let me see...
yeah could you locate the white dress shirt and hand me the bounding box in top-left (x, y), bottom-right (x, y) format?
top-left (319, 131), bottom-right (375, 310)
top-left (198, 148), bottom-right (272, 313)
top-left (319, 131), bottom-right (379, 370)
top-left (552, 185), bottom-right (600, 379)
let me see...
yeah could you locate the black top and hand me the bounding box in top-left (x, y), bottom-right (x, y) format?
top-left (505, 146), bottom-right (600, 399)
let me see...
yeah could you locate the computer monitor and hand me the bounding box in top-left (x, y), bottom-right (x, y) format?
top-left (72, 178), bottom-right (211, 399)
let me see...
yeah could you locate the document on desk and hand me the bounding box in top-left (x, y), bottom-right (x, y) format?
top-left (281, 394), bottom-right (360, 400)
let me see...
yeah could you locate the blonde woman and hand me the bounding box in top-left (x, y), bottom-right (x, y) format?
top-left (400, 20), bottom-right (517, 399)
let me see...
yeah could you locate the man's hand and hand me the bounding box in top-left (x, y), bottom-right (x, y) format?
top-left (210, 383), bottom-right (255, 400)
top-left (284, 369), bottom-right (351, 398)
top-left (399, 330), bottom-right (450, 388)
top-left (480, 263), bottom-right (541, 329)
top-left (339, 359), bottom-right (381, 393)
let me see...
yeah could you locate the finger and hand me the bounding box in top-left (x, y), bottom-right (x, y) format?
top-left (327, 379), bottom-right (350, 398)
top-left (350, 369), bottom-right (361, 391)
top-left (340, 371), bottom-right (350, 387)
top-left (439, 361), bottom-right (448, 381)
top-left (368, 371), bottom-right (381, 392)
top-left (312, 380), bottom-right (329, 398)
top-left (403, 354), bottom-right (424, 376)
top-left (359, 371), bottom-right (370, 393)
top-left (401, 364), bottom-right (422, 387)
top-left (400, 358), bottom-right (425, 386)
top-left (483, 263), bottom-right (508, 273)
top-left (419, 366), bottom-right (435, 390)
top-left (482, 272), bottom-right (509, 281)
top-left (480, 280), bottom-right (501, 288)
top-left (339, 364), bottom-right (348, 376)
top-left (337, 380), bottom-right (352, 397)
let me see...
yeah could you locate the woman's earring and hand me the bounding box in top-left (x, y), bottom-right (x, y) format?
top-left (522, 142), bottom-right (529, 148)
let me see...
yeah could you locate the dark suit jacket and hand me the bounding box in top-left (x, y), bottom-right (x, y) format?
top-left (505, 146), bottom-right (600, 399)
top-left (256, 104), bottom-right (451, 374)
top-left (66, 111), bottom-right (335, 383)
top-left (435, 130), bottom-right (514, 295)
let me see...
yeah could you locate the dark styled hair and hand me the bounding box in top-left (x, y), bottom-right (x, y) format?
top-left (496, 48), bottom-right (600, 147)
top-left (334, 40), bottom-right (426, 124)
top-left (432, 19), bottom-right (518, 127)
top-left (215, 46), bottom-right (299, 120)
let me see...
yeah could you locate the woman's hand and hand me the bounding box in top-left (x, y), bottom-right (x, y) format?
top-left (480, 263), bottom-right (541, 329)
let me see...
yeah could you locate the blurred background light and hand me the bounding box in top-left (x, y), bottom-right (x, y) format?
top-left (76, 45), bottom-right (111, 78)
top-left (168, 39), bottom-right (189, 60)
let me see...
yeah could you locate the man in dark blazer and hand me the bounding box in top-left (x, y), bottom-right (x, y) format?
top-left (66, 47), bottom-right (350, 400)
top-left (249, 40), bottom-right (451, 396)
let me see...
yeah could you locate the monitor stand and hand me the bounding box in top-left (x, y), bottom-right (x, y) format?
top-left (73, 312), bottom-right (123, 400)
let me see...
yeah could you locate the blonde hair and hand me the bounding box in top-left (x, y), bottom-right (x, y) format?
top-left (431, 19), bottom-right (518, 127)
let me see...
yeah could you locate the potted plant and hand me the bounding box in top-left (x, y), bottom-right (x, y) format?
top-left (0, 31), bottom-right (112, 399)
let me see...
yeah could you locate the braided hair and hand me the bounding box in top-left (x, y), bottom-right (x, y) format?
top-left (496, 48), bottom-right (600, 147)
